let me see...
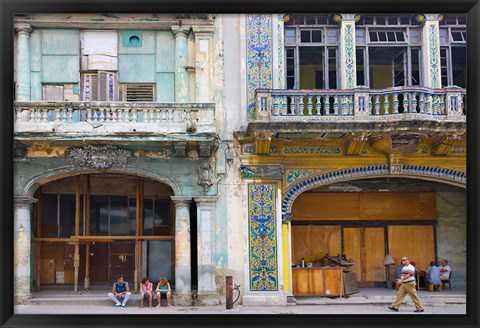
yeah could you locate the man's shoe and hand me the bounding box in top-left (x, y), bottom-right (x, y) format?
top-left (121, 304), bottom-right (127, 308)
top-left (115, 304), bottom-right (122, 307)
top-left (414, 309), bottom-right (424, 313)
top-left (388, 306), bottom-right (399, 312)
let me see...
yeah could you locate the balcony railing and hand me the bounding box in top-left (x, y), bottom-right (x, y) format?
top-left (14, 101), bottom-right (216, 134)
top-left (254, 86), bottom-right (466, 122)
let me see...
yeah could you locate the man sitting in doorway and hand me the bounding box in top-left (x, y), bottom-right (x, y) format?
top-left (108, 274), bottom-right (132, 308)
top-left (439, 259), bottom-right (452, 281)
top-left (425, 261), bottom-right (441, 285)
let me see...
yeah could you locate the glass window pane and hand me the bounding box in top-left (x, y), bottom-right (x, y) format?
top-left (369, 32), bottom-right (378, 42)
top-left (378, 32), bottom-right (387, 41)
top-left (317, 16), bottom-right (328, 25)
top-left (396, 32), bottom-right (405, 41)
top-left (376, 17), bottom-right (386, 25)
top-left (90, 195), bottom-right (109, 236)
top-left (458, 16), bottom-right (466, 24)
top-left (285, 29), bottom-right (296, 43)
top-left (305, 17), bottom-right (315, 25)
top-left (400, 17), bottom-right (410, 25)
top-left (387, 32), bottom-right (396, 41)
top-left (387, 17), bottom-right (398, 25)
top-left (143, 199), bottom-right (153, 236)
top-left (364, 17), bottom-right (374, 25)
top-left (312, 30), bottom-right (322, 42)
top-left (128, 198), bottom-right (136, 236)
top-left (154, 199), bottom-right (171, 226)
top-left (287, 48), bottom-right (295, 57)
top-left (110, 196), bottom-right (128, 236)
top-left (59, 195), bottom-right (76, 238)
top-left (301, 30), bottom-right (311, 42)
top-left (446, 16), bottom-right (457, 25)
top-left (41, 194), bottom-right (58, 237)
top-left (451, 32), bottom-right (463, 42)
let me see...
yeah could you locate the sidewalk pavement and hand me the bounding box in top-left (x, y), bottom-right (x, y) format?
top-left (15, 287), bottom-right (466, 315)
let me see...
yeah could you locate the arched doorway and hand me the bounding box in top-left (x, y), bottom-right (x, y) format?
top-left (289, 177), bottom-right (466, 290)
top-left (32, 173), bottom-right (177, 289)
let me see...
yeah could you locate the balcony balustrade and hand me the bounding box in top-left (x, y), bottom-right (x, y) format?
top-left (254, 86), bottom-right (466, 123)
top-left (14, 101), bottom-right (216, 134)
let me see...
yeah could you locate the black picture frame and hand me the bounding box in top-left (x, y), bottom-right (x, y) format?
top-left (1, 0), bottom-right (478, 327)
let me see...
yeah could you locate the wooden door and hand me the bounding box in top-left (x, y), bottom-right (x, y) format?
top-left (344, 227), bottom-right (386, 286)
top-left (110, 241), bottom-right (135, 283)
top-left (291, 225), bottom-right (341, 265)
top-left (40, 259), bottom-right (55, 285)
top-left (89, 242), bottom-right (109, 283)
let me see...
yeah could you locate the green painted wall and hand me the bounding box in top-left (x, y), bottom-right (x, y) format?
top-left (370, 64), bottom-right (392, 88)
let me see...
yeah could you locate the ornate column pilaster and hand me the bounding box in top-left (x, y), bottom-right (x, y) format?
top-left (193, 196), bottom-right (219, 305)
top-left (171, 196), bottom-right (192, 305)
top-left (336, 14), bottom-right (358, 89)
top-left (14, 196), bottom-right (37, 304)
top-left (172, 26), bottom-right (191, 102)
top-left (192, 26), bottom-right (214, 102)
top-left (14, 23), bottom-right (33, 101)
top-left (420, 14), bottom-right (442, 88)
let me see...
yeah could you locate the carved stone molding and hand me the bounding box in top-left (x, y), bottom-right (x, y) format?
top-left (197, 161), bottom-right (214, 193)
top-left (69, 145), bottom-right (131, 170)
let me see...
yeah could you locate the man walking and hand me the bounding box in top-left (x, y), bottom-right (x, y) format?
top-left (388, 256), bottom-right (424, 313)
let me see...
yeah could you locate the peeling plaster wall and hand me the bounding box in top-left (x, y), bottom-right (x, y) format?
top-left (436, 192), bottom-right (466, 288)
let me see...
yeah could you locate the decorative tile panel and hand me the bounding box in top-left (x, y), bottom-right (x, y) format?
top-left (285, 169), bottom-right (328, 187)
top-left (343, 22), bottom-right (356, 89)
top-left (283, 146), bottom-right (341, 155)
top-left (248, 183), bottom-right (278, 291)
top-left (247, 15), bottom-right (273, 120)
top-left (277, 15), bottom-right (285, 89)
top-left (282, 165), bottom-right (466, 213)
top-left (240, 165), bottom-right (283, 179)
top-left (427, 22), bottom-right (441, 89)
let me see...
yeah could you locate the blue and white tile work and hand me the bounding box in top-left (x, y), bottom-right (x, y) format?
top-left (282, 165), bottom-right (466, 213)
top-left (343, 22), bottom-right (356, 89)
top-left (247, 15), bottom-right (273, 120)
top-left (248, 183), bottom-right (278, 291)
top-left (277, 15), bottom-right (285, 89)
top-left (427, 22), bottom-right (441, 89)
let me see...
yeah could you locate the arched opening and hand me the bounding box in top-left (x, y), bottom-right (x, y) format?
top-left (290, 177), bottom-right (466, 294)
top-left (31, 173), bottom-right (180, 290)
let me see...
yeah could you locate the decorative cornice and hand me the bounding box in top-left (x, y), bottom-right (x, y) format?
top-left (69, 145), bottom-right (131, 170)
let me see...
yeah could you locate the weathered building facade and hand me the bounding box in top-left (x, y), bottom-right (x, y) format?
top-left (13, 13), bottom-right (466, 306)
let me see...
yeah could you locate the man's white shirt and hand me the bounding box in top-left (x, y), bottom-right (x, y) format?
top-left (400, 264), bottom-right (416, 283)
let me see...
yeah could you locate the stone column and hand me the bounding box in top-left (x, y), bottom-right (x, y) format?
top-left (14, 23), bottom-right (33, 101)
top-left (14, 196), bottom-right (37, 304)
top-left (172, 26), bottom-right (191, 102)
top-left (192, 26), bottom-right (215, 102)
top-left (171, 196), bottom-right (192, 305)
top-left (420, 14), bottom-right (442, 88)
top-left (337, 14), bottom-right (358, 89)
top-left (194, 196), bottom-right (219, 306)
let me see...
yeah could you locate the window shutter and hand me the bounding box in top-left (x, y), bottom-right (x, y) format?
top-left (122, 84), bottom-right (155, 102)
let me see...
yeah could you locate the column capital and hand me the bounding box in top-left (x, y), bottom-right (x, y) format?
top-left (14, 196), bottom-right (37, 208)
top-left (333, 14), bottom-right (361, 23)
top-left (171, 196), bottom-right (192, 206)
top-left (14, 23), bottom-right (32, 35)
top-left (171, 26), bottom-right (191, 37)
top-left (192, 25), bottom-right (215, 37)
top-left (419, 14), bottom-right (443, 22)
top-left (194, 196), bottom-right (218, 206)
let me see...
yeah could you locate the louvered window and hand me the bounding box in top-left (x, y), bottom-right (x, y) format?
top-left (120, 84), bottom-right (155, 102)
top-left (82, 71), bottom-right (117, 101)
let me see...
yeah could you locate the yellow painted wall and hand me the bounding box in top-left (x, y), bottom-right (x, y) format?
top-left (370, 64), bottom-right (392, 88)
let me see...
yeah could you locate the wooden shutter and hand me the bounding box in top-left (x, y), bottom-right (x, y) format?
top-left (43, 85), bottom-right (64, 101)
top-left (83, 72), bottom-right (117, 101)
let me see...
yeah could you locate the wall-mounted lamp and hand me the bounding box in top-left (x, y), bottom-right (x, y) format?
top-left (225, 149), bottom-right (236, 166)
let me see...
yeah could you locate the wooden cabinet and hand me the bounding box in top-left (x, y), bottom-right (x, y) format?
top-left (292, 267), bottom-right (343, 296)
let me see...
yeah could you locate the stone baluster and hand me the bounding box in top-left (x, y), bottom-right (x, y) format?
top-left (28, 108), bottom-right (35, 122)
top-left (393, 93), bottom-right (399, 114)
top-left (289, 96), bottom-right (296, 115)
top-left (55, 107), bottom-right (61, 122)
top-left (273, 97), bottom-right (279, 116)
top-left (439, 94), bottom-right (446, 114)
top-left (41, 108), bottom-right (48, 123)
top-left (131, 108), bottom-right (137, 123)
top-left (333, 95), bottom-right (339, 115)
top-left (368, 95), bottom-right (373, 115)
top-left (67, 107), bottom-right (73, 123)
top-left (15, 106), bottom-right (22, 122)
top-left (411, 92), bottom-right (417, 113)
top-left (426, 94), bottom-right (432, 114)
top-left (112, 108), bottom-right (118, 123)
top-left (433, 95), bottom-right (439, 114)
top-left (419, 93), bottom-right (425, 113)
top-left (168, 108), bottom-right (174, 122)
top-left (349, 95), bottom-right (354, 115)
top-left (298, 96), bottom-right (304, 116)
top-left (86, 106), bottom-right (92, 123)
top-left (282, 96), bottom-right (288, 115)
top-left (383, 94), bottom-right (390, 115)
top-left (402, 92), bottom-right (409, 113)
top-left (374, 95), bottom-right (380, 115)
top-left (307, 95), bottom-right (313, 116)
top-left (315, 96), bottom-right (321, 116)
top-left (324, 95), bottom-right (330, 115)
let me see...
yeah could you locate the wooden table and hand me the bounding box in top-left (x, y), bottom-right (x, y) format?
top-left (292, 267), bottom-right (344, 296)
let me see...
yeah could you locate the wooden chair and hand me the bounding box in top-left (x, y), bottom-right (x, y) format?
top-left (441, 271), bottom-right (452, 289)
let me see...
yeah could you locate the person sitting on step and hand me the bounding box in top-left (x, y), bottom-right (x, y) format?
top-left (139, 277), bottom-right (153, 308)
top-left (156, 277), bottom-right (174, 308)
top-left (107, 274), bottom-right (131, 308)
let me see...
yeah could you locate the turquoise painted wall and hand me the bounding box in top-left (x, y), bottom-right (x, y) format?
top-left (118, 30), bottom-right (156, 83)
top-left (30, 30), bottom-right (42, 100)
top-left (41, 29), bottom-right (80, 84)
top-left (156, 31), bottom-right (175, 102)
